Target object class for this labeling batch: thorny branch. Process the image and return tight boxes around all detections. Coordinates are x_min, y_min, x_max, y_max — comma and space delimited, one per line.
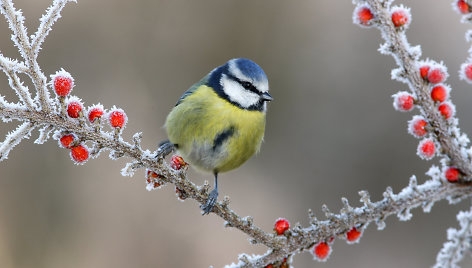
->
1, 0, 472, 267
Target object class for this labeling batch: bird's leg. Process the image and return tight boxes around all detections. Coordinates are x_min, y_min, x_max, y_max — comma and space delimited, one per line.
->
201, 173, 218, 215
156, 140, 175, 159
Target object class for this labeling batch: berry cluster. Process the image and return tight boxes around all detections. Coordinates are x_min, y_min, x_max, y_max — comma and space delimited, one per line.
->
50, 69, 190, 184
354, 3, 464, 185
272, 218, 363, 263
50, 70, 128, 164
411, 61, 459, 181
354, 4, 410, 29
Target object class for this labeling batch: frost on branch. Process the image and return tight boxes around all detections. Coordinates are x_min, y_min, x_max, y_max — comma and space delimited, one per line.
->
434, 207, 472, 268
2, 0, 472, 267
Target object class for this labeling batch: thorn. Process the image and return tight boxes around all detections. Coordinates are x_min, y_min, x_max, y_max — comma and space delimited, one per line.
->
359, 190, 374, 209
409, 175, 418, 190
244, 216, 253, 227
341, 197, 353, 214
200, 180, 210, 195
322, 204, 334, 219
383, 186, 395, 202
239, 254, 250, 264
132, 132, 143, 150
222, 196, 230, 208
308, 209, 318, 225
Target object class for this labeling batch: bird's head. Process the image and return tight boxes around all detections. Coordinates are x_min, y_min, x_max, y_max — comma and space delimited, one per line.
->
208, 58, 272, 111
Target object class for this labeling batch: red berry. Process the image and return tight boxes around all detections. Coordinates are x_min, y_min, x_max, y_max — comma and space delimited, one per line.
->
457, 0, 471, 14
408, 116, 428, 138
147, 170, 159, 178
264, 265, 273, 268
419, 65, 430, 80
346, 227, 362, 242
445, 167, 460, 182
313, 242, 331, 261
108, 109, 127, 128
52, 70, 74, 96
60, 134, 75, 149
170, 155, 187, 170
274, 218, 290, 235
355, 5, 374, 26
417, 139, 435, 160
70, 145, 89, 163
145, 170, 165, 191
67, 100, 83, 118
393, 92, 414, 112
88, 106, 104, 123
391, 8, 409, 27
431, 85, 448, 102
427, 67, 447, 84
438, 102, 454, 119
461, 63, 472, 83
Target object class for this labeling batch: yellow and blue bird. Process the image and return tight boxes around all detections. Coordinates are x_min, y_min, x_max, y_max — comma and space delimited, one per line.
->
157, 58, 272, 214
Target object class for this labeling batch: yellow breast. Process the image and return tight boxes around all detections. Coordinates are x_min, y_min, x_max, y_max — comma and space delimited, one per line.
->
165, 85, 266, 173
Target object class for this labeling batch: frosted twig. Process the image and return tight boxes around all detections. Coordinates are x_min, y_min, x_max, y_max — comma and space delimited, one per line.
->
0, 0, 32, 61
0, 0, 53, 113
0, 56, 35, 110
31, 0, 76, 56
363, 0, 472, 178
0, 53, 28, 73
433, 206, 472, 268
0, 121, 35, 160
228, 180, 472, 268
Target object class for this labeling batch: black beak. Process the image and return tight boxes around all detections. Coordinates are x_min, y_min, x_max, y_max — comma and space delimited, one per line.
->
261, 92, 273, 102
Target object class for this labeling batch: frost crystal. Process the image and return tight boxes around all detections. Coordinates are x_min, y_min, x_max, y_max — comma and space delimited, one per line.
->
121, 162, 143, 177
34, 124, 54, 144
426, 165, 441, 180
0, 122, 35, 161
434, 208, 472, 268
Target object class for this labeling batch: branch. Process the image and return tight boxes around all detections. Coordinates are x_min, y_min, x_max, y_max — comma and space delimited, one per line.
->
229, 177, 472, 267
31, 0, 76, 56
0, 54, 35, 110
0, 0, 32, 61
434, 206, 472, 268
365, 0, 472, 177
0, 0, 58, 113
0, 121, 35, 160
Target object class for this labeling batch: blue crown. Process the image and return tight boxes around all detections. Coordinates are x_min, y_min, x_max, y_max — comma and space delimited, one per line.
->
230, 58, 267, 82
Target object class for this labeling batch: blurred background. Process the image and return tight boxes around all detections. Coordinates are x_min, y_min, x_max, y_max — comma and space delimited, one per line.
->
0, 0, 471, 267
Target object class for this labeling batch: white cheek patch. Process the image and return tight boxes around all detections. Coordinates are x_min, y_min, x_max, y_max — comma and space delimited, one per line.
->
221, 75, 260, 108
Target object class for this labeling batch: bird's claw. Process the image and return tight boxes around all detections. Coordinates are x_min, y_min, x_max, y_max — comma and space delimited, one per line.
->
201, 189, 218, 215
156, 140, 175, 159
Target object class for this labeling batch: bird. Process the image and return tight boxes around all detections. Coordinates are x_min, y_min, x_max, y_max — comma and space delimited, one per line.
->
157, 58, 272, 215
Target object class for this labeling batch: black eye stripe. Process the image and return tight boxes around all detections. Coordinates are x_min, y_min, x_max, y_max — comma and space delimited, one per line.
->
227, 74, 260, 95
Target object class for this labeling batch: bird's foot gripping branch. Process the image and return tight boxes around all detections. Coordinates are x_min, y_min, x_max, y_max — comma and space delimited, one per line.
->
2, 0, 472, 267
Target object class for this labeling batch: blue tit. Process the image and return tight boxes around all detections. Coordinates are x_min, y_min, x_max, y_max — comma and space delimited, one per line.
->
157, 58, 272, 214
